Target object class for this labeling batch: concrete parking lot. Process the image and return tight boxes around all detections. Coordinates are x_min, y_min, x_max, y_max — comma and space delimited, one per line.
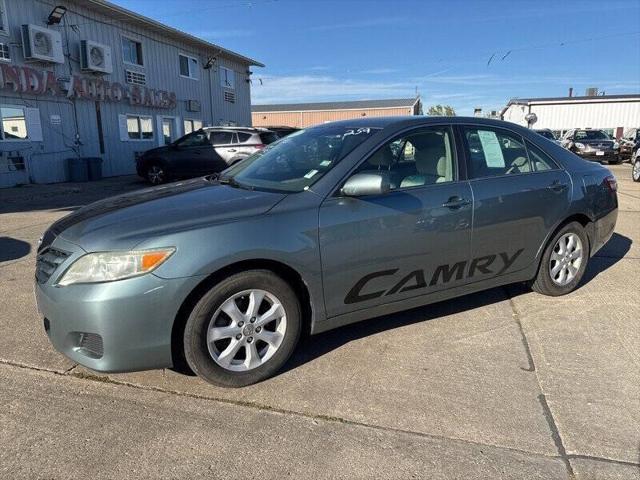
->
1, 165, 638, 479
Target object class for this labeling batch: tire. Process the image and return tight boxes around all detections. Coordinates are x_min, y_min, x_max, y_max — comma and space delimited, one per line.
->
184, 270, 301, 387
532, 222, 589, 296
608, 158, 623, 165
633, 158, 640, 182
145, 163, 167, 185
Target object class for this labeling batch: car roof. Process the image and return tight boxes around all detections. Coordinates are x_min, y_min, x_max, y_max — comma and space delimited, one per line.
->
203, 127, 270, 133
304, 116, 532, 131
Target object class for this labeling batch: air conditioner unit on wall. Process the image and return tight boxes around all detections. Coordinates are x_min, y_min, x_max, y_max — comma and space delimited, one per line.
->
21, 24, 64, 64
80, 40, 113, 74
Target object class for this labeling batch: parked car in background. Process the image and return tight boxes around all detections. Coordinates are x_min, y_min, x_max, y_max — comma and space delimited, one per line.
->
534, 129, 561, 145
136, 127, 279, 184
561, 129, 622, 164
36, 117, 618, 387
619, 127, 640, 162
264, 126, 300, 138
632, 149, 640, 182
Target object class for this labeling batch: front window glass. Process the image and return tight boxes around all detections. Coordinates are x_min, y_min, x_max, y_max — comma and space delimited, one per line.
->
224, 125, 381, 192
176, 130, 209, 147
352, 126, 455, 189
574, 130, 609, 141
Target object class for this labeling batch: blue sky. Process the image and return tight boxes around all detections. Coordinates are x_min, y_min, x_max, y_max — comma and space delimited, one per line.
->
113, 0, 640, 115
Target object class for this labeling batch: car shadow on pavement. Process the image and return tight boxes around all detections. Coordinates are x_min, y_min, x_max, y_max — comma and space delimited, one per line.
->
0, 237, 31, 262
278, 232, 632, 377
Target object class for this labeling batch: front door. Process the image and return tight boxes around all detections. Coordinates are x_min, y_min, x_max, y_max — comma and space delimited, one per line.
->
319, 126, 474, 318
460, 125, 571, 279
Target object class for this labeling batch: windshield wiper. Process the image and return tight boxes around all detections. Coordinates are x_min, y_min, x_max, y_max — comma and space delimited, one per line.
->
218, 175, 253, 190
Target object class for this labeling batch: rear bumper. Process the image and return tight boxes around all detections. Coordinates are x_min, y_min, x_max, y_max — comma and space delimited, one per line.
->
590, 207, 618, 256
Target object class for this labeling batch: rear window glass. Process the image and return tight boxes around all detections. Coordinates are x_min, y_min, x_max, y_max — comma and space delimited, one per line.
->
463, 127, 531, 178
211, 132, 233, 145
260, 132, 279, 144
237, 132, 252, 143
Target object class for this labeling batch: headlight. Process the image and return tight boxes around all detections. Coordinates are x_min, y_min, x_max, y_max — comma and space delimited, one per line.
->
613, 142, 619, 149
57, 248, 175, 286
574, 142, 586, 149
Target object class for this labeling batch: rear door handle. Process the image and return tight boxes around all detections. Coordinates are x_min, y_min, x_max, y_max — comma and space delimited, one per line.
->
228, 149, 237, 153
547, 181, 568, 192
442, 197, 471, 209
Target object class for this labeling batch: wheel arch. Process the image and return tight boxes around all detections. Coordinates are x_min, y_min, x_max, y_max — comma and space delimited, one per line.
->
531, 213, 594, 282
170, 258, 313, 372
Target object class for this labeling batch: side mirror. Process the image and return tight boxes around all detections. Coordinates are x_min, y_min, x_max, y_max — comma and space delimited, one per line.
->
341, 173, 390, 197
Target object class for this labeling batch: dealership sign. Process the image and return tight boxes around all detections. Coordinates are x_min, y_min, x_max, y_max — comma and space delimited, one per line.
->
0, 63, 177, 109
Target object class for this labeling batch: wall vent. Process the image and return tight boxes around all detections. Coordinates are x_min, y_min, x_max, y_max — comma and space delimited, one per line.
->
125, 70, 146, 86
224, 91, 235, 103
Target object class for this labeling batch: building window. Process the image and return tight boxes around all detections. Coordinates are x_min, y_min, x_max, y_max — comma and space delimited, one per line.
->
122, 36, 143, 66
184, 119, 203, 134
125, 69, 146, 86
126, 115, 153, 140
0, 42, 10, 61
220, 67, 235, 89
224, 91, 236, 103
0, 0, 9, 36
1, 106, 28, 140
179, 54, 199, 79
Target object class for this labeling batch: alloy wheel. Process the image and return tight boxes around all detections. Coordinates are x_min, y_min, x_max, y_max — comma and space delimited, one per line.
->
207, 289, 287, 372
633, 159, 640, 182
549, 233, 583, 286
147, 165, 164, 185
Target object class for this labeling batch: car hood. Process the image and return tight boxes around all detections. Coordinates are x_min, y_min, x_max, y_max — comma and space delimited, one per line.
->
45, 177, 287, 252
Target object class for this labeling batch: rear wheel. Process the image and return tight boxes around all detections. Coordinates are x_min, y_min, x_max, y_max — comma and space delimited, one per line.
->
145, 163, 167, 185
633, 158, 640, 182
184, 270, 301, 387
532, 222, 589, 296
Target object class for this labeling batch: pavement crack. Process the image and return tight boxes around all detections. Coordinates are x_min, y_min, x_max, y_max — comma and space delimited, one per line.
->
566, 454, 640, 468
503, 287, 575, 479
0, 358, 566, 465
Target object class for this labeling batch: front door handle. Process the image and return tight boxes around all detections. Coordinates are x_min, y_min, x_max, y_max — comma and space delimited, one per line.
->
228, 149, 237, 153
547, 181, 568, 192
442, 196, 471, 209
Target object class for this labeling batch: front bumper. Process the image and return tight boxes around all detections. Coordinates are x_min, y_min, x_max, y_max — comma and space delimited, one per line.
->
35, 237, 206, 373
576, 150, 620, 162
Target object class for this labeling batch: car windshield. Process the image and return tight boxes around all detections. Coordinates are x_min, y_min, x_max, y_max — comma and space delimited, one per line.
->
574, 130, 610, 140
221, 125, 381, 192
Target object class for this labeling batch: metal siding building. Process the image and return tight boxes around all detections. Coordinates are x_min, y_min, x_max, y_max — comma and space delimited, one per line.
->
252, 97, 422, 129
0, 0, 262, 187
501, 94, 640, 138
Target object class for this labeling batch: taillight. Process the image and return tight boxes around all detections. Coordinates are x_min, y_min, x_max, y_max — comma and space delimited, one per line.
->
604, 175, 617, 192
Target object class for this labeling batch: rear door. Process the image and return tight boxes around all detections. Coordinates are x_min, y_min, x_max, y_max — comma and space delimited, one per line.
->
319, 125, 474, 318
460, 124, 571, 280
211, 131, 238, 164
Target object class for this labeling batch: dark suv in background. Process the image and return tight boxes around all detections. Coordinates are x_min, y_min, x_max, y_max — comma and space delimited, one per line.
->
136, 127, 280, 184
561, 129, 621, 164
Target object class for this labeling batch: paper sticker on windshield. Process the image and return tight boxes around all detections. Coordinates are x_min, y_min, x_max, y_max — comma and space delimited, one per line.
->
477, 130, 505, 167
304, 169, 319, 179
319, 160, 332, 167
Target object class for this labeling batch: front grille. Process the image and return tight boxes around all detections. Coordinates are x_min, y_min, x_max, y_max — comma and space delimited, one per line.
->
77, 333, 104, 359
35, 248, 70, 284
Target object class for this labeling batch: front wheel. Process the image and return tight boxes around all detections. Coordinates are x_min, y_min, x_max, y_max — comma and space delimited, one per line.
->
184, 270, 301, 387
532, 222, 589, 296
145, 163, 167, 185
